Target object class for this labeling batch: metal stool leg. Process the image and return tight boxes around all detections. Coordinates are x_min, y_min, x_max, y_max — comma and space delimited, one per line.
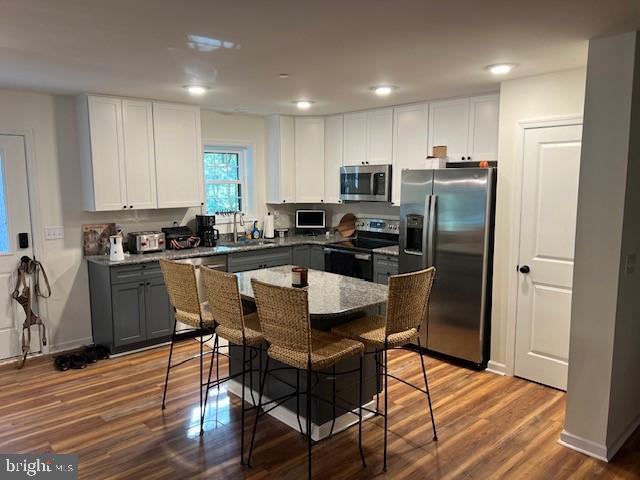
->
199, 327, 204, 434
201, 333, 217, 435
375, 349, 380, 414
329, 365, 337, 437
306, 361, 312, 480
161, 318, 177, 410
240, 344, 247, 464
358, 355, 366, 467
247, 356, 270, 467
296, 369, 304, 434
383, 343, 388, 472
417, 337, 437, 441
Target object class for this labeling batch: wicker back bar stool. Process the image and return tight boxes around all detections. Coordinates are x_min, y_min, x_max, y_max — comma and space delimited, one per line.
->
199, 266, 264, 464
331, 266, 437, 472
247, 279, 367, 479
159, 259, 216, 435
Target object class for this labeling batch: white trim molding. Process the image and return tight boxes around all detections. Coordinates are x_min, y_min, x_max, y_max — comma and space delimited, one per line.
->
486, 360, 506, 376
559, 430, 608, 462
503, 115, 583, 376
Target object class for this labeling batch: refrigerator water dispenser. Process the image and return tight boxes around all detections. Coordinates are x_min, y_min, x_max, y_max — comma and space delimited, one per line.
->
404, 214, 424, 254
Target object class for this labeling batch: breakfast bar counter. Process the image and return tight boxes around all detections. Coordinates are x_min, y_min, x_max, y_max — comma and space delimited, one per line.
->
227, 266, 387, 440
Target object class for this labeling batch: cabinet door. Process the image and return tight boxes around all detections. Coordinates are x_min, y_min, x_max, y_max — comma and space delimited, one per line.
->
112, 282, 146, 346
122, 99, 157, 210
324, 115, 343, 204
366, 108, 393, 165
468, 94, 499, 162
267, 115, 296, 204
153, 102, 203, 208
292, 245, 311, 267
343, 112, 367, 166
144, 276, 174, 339
87, 96, 127, 211
309, 246, 326, 271
428, 98, 470, 162
392, 103, 429, 205
294, 117, 325, 203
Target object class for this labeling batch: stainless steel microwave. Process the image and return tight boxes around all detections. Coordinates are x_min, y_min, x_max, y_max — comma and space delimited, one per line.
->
340, 164, 392, 202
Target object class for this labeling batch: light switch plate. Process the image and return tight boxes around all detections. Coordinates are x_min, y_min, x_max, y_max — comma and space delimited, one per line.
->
44, 226, 64, 240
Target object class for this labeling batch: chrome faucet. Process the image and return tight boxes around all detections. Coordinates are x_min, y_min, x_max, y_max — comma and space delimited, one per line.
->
233, 211, 244, 242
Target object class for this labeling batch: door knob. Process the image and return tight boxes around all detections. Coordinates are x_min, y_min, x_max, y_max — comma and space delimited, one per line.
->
519, 265, 530, 274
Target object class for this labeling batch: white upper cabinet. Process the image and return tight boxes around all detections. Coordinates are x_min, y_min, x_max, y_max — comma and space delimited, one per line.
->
343, 112, 367, 166
122, 100, 157, 210
392, 103, 429, 205
324, 114, 344, 204
428, 97, 470, 162
77, 95, 127, 211
153, 102, 203, 208
468, 94, 499, 161
294, 117, 325, 203
266, 115, 296, 204
366, 107, 393, 165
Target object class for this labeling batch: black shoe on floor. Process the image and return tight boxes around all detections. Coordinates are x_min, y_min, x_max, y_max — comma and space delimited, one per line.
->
54, 355, 71, 371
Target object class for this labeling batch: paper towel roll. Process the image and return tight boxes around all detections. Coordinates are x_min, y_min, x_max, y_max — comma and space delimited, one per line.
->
263, 212, 275, 238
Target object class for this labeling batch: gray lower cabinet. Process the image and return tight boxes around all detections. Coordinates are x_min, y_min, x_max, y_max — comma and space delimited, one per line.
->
373, 254, 398, 285
227, 247, 293, 273
89, 261, 175, 353
291, 245, 325, 270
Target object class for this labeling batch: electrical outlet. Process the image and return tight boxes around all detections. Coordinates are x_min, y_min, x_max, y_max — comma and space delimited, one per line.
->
625, 253, 637, 275
44, 226, 64, 240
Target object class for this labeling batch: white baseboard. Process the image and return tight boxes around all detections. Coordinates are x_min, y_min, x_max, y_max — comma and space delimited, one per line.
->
228, 379, 376, 442
46, 336, 94, 355
486, 360, 507, 376
559, 430, 608, 461
605, 410, 640, 460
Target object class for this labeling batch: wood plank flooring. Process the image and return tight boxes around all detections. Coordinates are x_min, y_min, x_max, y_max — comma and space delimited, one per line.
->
0, 341, 638, 479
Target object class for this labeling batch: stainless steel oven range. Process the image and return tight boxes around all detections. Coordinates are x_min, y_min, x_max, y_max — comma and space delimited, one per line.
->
324, 218, 399, 281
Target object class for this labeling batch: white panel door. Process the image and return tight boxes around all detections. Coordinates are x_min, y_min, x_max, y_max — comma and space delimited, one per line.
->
122, 100, 157, 210
514, 124, 582, 390
343, 112, 367, 166
468, 94, 499, 162
0, 135, 35, 360
392, 103, 429, 205
428, 97, 470, 162
294, 117, 325, 203
279, 116, 296, 203
88, 96, 127, 210
324, 114, 343, 204
153, 102, 203, 208
366, 107, 393, 165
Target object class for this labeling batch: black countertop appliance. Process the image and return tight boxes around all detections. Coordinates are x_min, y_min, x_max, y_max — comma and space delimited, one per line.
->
196, 214, 219, 247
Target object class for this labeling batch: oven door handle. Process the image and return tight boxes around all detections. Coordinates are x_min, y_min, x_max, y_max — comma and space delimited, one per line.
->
323, 247, 371, 262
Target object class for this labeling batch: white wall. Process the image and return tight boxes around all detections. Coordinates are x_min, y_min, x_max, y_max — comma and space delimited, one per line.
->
0, 90, 266, 353
562, 31, 640, 461
489, 68, 586, 372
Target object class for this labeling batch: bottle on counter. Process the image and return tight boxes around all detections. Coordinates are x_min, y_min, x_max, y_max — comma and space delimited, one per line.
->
251, 220, 261, 239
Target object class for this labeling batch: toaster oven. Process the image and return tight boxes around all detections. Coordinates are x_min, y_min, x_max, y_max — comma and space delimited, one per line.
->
127, 231, 165, 254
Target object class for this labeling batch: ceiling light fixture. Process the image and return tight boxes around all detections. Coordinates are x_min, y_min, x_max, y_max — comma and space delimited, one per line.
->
295, 100, 313, 110
279, 73, 289, 78
184, 85, 209, 96
370, 85, 397, 96
487, 64, 515, 75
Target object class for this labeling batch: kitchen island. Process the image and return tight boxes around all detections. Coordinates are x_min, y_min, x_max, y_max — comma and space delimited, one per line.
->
227, 266, 387, 440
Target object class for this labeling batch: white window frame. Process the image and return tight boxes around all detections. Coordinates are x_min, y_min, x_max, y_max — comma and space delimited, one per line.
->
203, 146, 248, 217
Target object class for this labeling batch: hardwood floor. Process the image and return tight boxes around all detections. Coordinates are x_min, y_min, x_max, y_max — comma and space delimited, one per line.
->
1, 341, 638, 479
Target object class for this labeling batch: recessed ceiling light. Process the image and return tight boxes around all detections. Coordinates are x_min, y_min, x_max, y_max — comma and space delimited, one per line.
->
370, 85, 397, 96
294, 100, 313, 110
279, 73, 289, 78
184, 85, 209, 96
487, 64, 515, 75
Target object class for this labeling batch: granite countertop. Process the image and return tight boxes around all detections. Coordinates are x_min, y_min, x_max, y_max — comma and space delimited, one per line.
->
235, 265, 388, 317
85, 234, 341, 267
373, 245, 399, 257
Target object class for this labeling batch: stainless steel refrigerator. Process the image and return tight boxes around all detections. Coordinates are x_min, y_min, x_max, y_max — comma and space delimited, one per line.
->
399, 168, 496, 368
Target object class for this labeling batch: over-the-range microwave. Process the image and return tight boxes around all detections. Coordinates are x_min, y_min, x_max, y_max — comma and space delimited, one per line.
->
340, 164, 392, 202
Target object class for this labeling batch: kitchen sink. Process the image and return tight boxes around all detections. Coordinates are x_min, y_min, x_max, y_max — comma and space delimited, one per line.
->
218, 239, 277, 248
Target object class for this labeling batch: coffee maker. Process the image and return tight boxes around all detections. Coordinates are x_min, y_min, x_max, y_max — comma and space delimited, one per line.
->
196, 215, 219, 247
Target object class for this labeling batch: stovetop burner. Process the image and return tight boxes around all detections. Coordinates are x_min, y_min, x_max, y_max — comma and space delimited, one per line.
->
330, 237, 397, 252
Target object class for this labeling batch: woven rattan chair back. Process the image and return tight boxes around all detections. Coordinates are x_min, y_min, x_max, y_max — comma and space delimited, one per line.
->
201, 266, 245, 332
159, 259, 201, 316
386, 267, 436, 336
251, 278, 311, 355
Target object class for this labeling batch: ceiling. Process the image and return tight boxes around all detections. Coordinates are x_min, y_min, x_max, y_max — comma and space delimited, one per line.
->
1, 0, 639, 115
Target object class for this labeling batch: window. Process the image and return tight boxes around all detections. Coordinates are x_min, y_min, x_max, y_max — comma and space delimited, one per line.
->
203, 148, 246, 214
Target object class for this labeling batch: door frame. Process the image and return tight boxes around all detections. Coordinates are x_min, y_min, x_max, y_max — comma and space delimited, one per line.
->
0, 128, 48, 355
504, 115, 583, 376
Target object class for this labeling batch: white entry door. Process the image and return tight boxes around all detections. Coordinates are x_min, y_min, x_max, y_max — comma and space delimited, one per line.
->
514, 124, 582, 390
0, 135, 35, 360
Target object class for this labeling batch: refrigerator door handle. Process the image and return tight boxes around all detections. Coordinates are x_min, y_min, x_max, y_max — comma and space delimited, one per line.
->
421, 194, 431, 265
427, 194, 437, 266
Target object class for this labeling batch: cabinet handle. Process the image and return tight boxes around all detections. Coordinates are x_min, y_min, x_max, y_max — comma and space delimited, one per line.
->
129, 205, 133, 209
123, 205, 127, 209
139, 282, 144, 286
146, 282, 150, 286
201, 202, 204, 206
468, 156, 472, 161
